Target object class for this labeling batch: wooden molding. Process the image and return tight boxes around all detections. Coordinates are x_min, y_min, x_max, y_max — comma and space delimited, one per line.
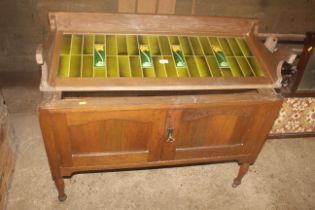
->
268, 132, 315, 139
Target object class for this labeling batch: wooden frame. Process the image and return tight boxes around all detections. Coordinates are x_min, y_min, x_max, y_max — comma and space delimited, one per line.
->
38, 12, 285, 92
39, 90, 282, 201
268, 132, 315, 139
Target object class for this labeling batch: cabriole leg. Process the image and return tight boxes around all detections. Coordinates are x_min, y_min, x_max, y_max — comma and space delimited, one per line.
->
54, 178, 67, 201
232, 163, 250, 188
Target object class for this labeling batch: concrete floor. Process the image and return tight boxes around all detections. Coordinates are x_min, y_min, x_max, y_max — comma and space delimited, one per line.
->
2, 72, 315, 210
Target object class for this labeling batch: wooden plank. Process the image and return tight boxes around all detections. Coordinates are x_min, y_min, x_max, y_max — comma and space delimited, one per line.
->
247, 28, 285, 88
137, 0, 157, 14
39, 109, 69, 180
48, 76, 273, 91
118, 0, 137, 13
51, 113, 73, 166
258, 32, 305, 41
60, 154, 250, 176
157, 0, 176, 14
50, 12, 257, 36
246, 100, 283, 161
175, 145, 243, 159
48, 32, 63, 86
72, 152, 149, 166
40, 92, 279, 115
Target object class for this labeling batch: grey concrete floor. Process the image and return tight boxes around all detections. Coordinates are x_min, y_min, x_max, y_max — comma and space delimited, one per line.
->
2, 72, 315, 210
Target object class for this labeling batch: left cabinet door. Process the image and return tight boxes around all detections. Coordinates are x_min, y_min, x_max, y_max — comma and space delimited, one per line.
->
39, 107, 166, 169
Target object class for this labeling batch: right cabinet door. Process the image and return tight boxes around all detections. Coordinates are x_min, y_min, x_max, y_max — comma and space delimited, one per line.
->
161, 102, 276, 161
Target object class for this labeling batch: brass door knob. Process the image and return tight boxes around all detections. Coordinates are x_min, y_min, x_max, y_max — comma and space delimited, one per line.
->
166, 128, 175, 143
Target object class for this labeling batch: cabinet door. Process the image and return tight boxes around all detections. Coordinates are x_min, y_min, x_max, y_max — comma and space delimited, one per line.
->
40, 108, 165, 167
160, 103, 271, 161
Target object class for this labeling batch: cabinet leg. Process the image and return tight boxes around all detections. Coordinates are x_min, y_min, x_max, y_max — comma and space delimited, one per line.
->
232, 163, 250, 188
54, 178, 67, 201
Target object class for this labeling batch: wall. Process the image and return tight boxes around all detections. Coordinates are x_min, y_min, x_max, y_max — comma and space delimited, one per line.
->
0, 0, 314, 72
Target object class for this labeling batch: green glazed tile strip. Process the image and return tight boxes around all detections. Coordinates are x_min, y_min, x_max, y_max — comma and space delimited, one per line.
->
236, 38, 252, 56
206, 56, 222, 77
127, 35, 139, 55
71, 35, 83, 55
227, 38, 243, 56
60, 35, 72, 55
82, 55, 93, 77
69, 55, 81, 77
143, 68, 156, 77
106, 35, 117, 55
218, 38, 233, 56
199, 37, 213, 55
189, 37, 203, 55
58, 55, 70, 77
179, 37, 193, 56
118, 56, 132, 77
186, 56, 200, 77
163, 55, 178, 77
153, 56, 167, 77
247, 57, 264, 76
194, 56, 211, 77
236, 57, 254, 77
129, 56, 143, 77
159, 36, 172, 55
107, 56, 119, 77
83, 35, 94, 54
226, 57, 243, 77
148, 36, 161, 55
117, 35, 128, 55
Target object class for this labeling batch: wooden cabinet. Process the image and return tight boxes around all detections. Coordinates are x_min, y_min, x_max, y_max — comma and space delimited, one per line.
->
39, 91, 282, 201
36, 12, 285, 201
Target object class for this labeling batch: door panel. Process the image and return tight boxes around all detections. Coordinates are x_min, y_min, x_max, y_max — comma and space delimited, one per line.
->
177, 108, 252, 148
48, 109, 165, 166
163, 104, 261, 160
69, 119, 151, 154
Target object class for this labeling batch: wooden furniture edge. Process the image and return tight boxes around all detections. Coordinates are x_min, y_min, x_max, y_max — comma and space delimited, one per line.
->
247, 25, 282, 88
246, 98, 283, 162
39, 90, 280, 110
50, 77, 272, 90
59, 154, 251, 177
47, 32, 63, 86
268, 132, 315, 139
48, 12, 258, 35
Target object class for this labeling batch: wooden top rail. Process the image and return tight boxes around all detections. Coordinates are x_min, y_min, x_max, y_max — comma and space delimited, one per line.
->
48, 12, 258, 37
